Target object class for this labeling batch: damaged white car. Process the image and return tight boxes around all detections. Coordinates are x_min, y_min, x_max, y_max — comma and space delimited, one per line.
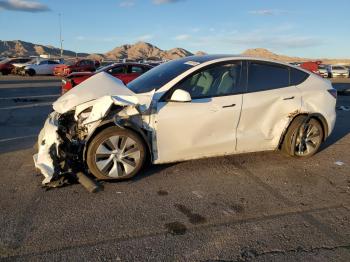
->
34, 55, 337, 185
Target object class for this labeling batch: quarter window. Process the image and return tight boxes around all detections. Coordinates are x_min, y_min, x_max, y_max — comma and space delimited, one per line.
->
175, 62, 242, 99
290, 68, 308, 85
248, 62, 289, 92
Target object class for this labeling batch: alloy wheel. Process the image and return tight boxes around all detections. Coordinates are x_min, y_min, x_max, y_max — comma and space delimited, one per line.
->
294, 121, 322, 156
94, 135, 141, 178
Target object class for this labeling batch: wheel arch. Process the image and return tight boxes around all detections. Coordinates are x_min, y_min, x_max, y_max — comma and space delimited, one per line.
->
82, 117, 152, 163
278, 112, 329, 149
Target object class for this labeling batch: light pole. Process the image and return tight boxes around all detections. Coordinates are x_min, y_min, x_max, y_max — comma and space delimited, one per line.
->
59, 13, 63, 57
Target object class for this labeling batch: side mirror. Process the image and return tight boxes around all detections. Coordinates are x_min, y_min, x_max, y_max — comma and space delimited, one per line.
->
170, 89, 191, 102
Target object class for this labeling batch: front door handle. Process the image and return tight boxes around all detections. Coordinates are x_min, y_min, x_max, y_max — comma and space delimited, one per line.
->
222, 104, 236, 108
283, 96, 295, 100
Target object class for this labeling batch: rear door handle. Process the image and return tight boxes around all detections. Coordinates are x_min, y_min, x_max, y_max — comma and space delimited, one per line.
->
222, 104, 236, 108
283, 96, 295, 100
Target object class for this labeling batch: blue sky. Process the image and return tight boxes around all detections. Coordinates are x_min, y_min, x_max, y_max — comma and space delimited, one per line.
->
0, 0, 349, 58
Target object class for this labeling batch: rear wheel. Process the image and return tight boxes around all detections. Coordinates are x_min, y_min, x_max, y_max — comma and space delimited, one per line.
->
86, 126, 146, 180
282, 116, 324, 157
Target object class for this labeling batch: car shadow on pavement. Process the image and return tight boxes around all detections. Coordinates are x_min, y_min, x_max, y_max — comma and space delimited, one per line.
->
104, 162, 177, 185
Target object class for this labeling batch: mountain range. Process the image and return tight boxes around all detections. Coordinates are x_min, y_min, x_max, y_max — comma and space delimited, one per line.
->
1, 40, 349, 64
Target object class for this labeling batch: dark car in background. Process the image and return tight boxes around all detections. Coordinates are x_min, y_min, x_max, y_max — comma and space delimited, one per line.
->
61, 62, 153, 94
54, 59, 96, 76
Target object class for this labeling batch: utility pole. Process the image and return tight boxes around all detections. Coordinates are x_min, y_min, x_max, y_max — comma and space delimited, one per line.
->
59, 13, 63, 58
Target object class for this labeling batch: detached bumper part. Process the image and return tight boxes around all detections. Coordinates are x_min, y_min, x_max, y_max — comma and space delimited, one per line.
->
33, 112, 61, 184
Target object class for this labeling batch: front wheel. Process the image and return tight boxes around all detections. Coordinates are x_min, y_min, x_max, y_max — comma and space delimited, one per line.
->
86, 126, 146, 180
282, 117, 324, 157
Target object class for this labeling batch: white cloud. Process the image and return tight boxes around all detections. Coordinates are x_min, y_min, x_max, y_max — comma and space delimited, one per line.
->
119, 0, 135, 7
75, 36, 86, 41
249, 9, 288, 16
191, 27, 200, 33
174, 34, 191, 41
0, 0, 49, 12
153, 0, 184, 4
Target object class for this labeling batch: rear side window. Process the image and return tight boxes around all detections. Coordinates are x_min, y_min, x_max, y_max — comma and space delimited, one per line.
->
290, 68, 309, 85
248, 62, 289, 92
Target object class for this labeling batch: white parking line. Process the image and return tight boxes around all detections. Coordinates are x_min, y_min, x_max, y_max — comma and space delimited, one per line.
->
0, 135, 37, 143
0, 102, 52, 110
0, 94, 59, 100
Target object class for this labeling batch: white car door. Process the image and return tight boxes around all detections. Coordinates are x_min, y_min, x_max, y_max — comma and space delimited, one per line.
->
35, 61, 47, 75
236, 61, 303, 153
154, 61, 244, 164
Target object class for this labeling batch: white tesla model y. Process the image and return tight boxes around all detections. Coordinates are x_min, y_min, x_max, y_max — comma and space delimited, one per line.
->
34, 55, 337, 184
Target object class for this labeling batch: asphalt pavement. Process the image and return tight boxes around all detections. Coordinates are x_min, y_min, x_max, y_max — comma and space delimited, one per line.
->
0, 76, 349, 261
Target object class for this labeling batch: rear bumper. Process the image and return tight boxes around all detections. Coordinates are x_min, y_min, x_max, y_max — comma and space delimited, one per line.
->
326, 109, 337, 138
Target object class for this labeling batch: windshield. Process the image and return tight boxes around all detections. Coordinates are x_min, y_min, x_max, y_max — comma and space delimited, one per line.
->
127, 59, 194, 94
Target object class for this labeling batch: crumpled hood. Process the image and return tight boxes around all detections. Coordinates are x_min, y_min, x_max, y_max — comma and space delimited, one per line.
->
53, 72, 136, 114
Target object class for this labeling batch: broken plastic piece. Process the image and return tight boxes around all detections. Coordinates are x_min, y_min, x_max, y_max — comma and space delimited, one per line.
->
77, 172, 100, 193
334, 161, 345, 166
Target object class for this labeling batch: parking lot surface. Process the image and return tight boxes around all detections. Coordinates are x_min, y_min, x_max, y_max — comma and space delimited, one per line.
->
0, 76, 349, 261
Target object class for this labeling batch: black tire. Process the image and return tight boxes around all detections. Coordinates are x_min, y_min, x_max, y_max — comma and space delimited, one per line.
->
282, 116, 324, 157
86, 126, 146, 180
27, 69, 36, 76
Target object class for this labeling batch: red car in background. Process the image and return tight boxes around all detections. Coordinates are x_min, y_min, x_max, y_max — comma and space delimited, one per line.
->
0, 57, 32, 75
54, 59, 97, 76
61, 62, 153, 94
300, 61, 322, 75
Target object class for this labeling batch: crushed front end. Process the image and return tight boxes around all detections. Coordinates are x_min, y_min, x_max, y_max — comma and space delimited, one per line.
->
33, 110, 89, 186
33, 72, 152, 187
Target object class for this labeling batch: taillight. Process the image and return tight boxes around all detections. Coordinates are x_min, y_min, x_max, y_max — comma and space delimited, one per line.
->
328, 89, 337, 99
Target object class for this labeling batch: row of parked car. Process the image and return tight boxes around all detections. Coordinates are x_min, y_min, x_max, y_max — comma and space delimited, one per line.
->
0, 57, 158, 94
291, 61, 350, 78
0, 57, 101, 76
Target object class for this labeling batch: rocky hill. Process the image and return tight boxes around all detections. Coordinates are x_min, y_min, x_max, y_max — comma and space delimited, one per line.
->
0, 40, 89, 58
243, 48, 350, 64
104, 41, 193, 60
1, 40, 349, 64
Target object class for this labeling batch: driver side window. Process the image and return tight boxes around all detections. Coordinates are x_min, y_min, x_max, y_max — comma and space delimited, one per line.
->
176, 62, 242, 99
